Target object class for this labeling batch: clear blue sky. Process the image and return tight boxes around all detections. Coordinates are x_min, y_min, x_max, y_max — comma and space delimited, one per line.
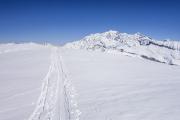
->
0, 0, 180, 44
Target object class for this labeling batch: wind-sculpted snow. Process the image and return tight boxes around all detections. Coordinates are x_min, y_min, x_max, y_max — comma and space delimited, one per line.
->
28, 47, 81, 120
64, 30, 180, 65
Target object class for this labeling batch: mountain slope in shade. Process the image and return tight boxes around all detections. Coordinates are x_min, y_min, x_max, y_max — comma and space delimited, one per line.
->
64, 30, 180, 65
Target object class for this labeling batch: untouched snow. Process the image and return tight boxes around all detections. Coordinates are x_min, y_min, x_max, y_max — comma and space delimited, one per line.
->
1, 38, 180, 120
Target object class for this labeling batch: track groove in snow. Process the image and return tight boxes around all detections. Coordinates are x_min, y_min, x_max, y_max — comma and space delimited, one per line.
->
28, 47, 81, 120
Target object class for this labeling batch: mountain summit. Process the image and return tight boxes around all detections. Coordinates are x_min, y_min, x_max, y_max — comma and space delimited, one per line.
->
65, 30, 152, 49
64, 30, 180, 65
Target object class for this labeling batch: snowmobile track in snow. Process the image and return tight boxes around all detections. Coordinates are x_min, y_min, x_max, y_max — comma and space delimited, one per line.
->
28, 47, 81, 120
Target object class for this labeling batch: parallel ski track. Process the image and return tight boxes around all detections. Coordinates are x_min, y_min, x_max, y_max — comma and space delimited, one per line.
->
28, 47, 81, 120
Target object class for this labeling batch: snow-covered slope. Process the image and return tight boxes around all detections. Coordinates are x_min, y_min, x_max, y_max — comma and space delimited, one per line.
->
64, 30, 180, 65
0, 43, 51, 120
0, 43, 81, 120
0, 43, 43, 54
61, 48, 180, 120
1, 43, 180, 120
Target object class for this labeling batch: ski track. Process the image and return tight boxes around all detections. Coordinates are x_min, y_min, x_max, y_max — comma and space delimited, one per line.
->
28, 47, 81, 120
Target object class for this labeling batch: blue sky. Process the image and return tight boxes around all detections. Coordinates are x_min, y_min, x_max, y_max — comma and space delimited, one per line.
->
0, 0, 180, 44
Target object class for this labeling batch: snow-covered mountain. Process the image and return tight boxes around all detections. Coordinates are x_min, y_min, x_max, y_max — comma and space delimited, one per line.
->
64, 30, 180, 65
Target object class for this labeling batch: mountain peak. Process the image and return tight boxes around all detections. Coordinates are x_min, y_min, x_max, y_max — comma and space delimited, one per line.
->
64, 30, 154, 51
103, 30, 119, 34
64, 30, 180, 65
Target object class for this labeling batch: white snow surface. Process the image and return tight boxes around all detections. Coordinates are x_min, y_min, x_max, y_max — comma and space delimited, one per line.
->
0, 43, 80, 120
64, 30, 180, 65
0, 43, 51, 120
1, 39, 180, 120
61, 48, 180, 120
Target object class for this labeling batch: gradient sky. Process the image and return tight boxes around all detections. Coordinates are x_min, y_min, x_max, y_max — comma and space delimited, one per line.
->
0, 0, 180, 44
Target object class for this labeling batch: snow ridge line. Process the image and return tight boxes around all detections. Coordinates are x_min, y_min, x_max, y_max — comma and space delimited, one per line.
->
28, 47, 81, 120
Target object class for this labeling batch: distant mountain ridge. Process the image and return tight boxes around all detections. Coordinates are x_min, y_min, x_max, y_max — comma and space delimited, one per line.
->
65, 30, 180, 50
64, 30, 180, 65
